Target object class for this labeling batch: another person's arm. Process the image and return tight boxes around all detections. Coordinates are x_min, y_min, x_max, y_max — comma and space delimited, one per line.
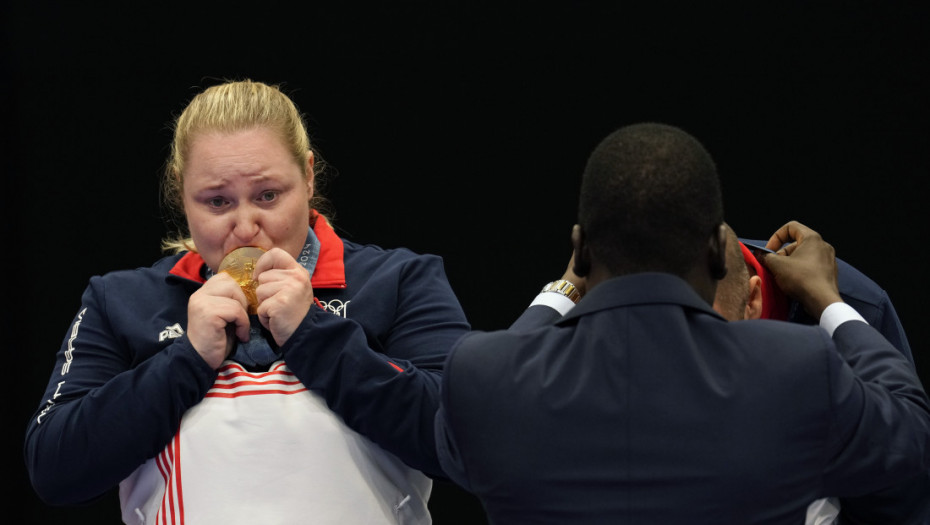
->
763, 221, 930, 505
510, 253, 586, 331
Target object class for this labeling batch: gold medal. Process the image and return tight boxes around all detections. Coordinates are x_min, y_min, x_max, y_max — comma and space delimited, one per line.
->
218, 247, 266, 314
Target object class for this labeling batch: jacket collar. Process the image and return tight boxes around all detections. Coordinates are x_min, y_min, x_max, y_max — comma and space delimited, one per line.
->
558, 272, 722, 325
168, 210, 347, 289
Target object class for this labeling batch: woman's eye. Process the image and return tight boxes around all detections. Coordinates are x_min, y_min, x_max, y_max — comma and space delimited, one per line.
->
207, 197, 227, 208
259, 191, 277, 202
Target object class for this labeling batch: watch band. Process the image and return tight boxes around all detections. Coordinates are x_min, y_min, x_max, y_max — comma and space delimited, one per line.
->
540, 280, 581, 304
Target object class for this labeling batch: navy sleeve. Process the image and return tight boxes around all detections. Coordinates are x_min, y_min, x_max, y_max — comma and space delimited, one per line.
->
23, 277, 217, 506
868, 290, 913, 364
433, 331, 481, 491
508, 304, 564, 332
827, 318, 928, 524
822, 321, 930, 499
821, 259, 924, 521
281, 254, 469, 478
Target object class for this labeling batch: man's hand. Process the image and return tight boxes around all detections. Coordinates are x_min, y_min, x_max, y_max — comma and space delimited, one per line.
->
762, 221, 842, 319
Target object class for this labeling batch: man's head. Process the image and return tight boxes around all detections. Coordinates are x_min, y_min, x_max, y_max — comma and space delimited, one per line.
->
712, 225, 791, 322
713, 224, 764, 321
572, 123, 726, 300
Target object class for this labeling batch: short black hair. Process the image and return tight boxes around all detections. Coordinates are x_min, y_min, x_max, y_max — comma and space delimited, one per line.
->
578, 123, 724, 276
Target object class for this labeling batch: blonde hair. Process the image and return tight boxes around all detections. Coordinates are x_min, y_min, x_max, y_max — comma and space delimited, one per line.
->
161, 79, 328, 253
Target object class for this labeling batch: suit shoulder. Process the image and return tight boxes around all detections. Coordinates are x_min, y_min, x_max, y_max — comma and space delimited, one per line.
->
720, 319, 833, 361
836, 257, 889, 307
447, 329, 544, 376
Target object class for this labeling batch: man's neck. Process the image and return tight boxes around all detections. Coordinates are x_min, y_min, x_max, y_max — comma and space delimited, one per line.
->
587, 262, 717, 306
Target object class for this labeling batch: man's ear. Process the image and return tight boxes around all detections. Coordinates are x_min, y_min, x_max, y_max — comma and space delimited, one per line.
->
744, 275, 763, 320
708, 224, 728, 281
571, 224, 591, 277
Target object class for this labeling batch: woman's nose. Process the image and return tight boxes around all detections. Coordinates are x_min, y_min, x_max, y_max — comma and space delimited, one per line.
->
232, 207, 260, 242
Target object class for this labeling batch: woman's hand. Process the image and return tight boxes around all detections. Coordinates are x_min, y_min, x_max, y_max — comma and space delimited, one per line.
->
187, 272, 251, 369
253, 248, 315, 346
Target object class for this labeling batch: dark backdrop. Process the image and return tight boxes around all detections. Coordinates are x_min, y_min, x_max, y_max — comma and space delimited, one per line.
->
4, 3, 927, 523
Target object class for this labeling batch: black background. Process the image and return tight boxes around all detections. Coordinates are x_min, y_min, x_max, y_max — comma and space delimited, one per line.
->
4, 3, 928, 523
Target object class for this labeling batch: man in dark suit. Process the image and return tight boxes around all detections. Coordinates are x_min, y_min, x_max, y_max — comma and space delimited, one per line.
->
717, 224, 929, 524
434, 123, 930, 524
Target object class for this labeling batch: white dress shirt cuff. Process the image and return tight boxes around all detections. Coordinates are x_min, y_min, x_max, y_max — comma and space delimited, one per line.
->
529, 292, 577, 316
819, 302, 867, 337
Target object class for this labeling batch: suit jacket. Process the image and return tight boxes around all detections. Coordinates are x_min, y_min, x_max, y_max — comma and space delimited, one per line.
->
435, 273, 930, 525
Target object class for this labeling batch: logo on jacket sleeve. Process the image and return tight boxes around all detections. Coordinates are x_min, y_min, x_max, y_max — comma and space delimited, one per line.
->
159, 323, 185, 342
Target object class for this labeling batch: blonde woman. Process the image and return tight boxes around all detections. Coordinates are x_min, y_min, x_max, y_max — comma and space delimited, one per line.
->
25, 80, 469, 524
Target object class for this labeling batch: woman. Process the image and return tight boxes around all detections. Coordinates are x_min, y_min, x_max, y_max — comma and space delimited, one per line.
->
25, 80, 470, 524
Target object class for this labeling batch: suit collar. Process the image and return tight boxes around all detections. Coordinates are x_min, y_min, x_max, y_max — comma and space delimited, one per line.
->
559, 272, 721, 324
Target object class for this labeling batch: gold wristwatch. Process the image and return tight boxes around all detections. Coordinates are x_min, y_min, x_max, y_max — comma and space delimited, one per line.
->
540, 280, 581, 303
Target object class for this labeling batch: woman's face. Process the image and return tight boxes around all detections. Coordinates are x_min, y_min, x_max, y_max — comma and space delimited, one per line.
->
182, 127, 313, 272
